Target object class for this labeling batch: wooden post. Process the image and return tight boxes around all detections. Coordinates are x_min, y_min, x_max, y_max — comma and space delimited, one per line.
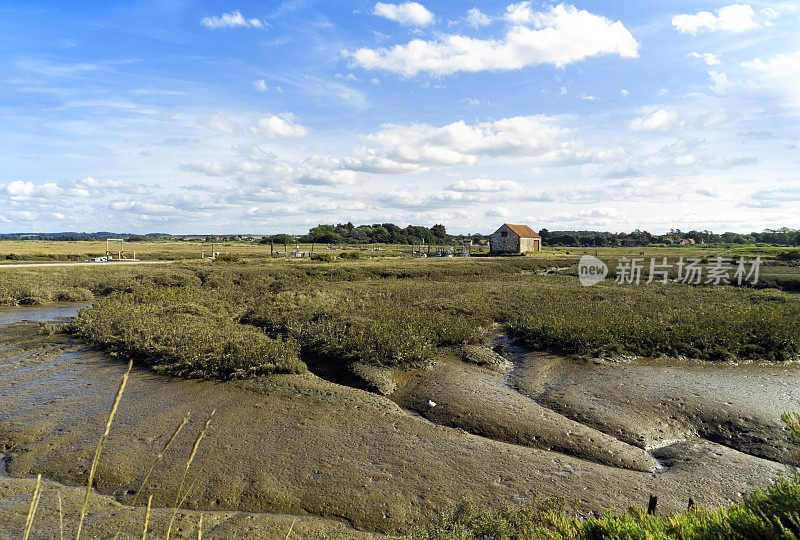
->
647, 495, 657, 515
270, 242, 274, 256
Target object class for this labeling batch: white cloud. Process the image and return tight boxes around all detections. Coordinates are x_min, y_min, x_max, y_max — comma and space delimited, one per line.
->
466, 8, 491, 28
254, 80, 269, 92
698, 108, 730, 127
204, 114, 238, 134
448, 179, 521, 192
343, 115, 599, 173
486, 206, 513, 218
742, 51, 800, 108
688, 52, 720, 66
672, 4, 758, 34
201, 10, 263, 29
373, 2, 434, 27
620, 89, 630, 97
349, 4, 639, 76
251, 114, 309, 138
3, 177, 147, 202
709, 70, 735, 94
743, 51, 800, 77
109, 200, 176, 216
628, 108, 683, 132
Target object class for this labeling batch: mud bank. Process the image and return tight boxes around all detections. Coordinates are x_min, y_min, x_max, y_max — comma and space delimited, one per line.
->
0, 304, 794, 536
506, 348, 800, 465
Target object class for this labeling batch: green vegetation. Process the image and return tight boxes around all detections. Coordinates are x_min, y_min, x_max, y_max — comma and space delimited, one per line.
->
68, 288, 302, 379
413, 477, 800, 539
0, 258, 792, 382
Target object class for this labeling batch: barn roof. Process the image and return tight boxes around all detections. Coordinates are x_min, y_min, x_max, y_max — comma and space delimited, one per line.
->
503, 224, 541, 238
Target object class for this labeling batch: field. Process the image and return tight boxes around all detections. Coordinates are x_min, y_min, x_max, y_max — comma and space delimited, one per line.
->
0, 239, 485, 263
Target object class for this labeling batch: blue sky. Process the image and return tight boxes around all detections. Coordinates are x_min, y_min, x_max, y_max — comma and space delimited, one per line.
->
1, 1, 798, 234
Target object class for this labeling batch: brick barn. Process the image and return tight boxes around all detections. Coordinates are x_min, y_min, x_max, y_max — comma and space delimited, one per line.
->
489, 224, 542, 254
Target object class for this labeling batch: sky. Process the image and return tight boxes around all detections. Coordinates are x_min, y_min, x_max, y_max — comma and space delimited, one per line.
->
1, 1, 798, 235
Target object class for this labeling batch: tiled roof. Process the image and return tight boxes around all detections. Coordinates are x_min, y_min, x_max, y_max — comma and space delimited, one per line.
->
503, 224, 540, 238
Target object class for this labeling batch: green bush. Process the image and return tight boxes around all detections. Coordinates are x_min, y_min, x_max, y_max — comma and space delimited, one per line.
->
214, 253, 240, 262
310, 253, 334, 262
338, 251, 361, 260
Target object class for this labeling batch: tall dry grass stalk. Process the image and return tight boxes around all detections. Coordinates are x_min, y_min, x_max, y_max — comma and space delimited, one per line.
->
22, 473, 42, 540
285, 518, 296, 540
197, 513, 203, 540
142, 494, 153, 540
113, 412, 191, 539
76, 360, 132, 540
165, 409, 215, 540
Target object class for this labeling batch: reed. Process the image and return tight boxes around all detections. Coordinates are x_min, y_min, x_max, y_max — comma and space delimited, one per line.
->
76, 360, 132, 540
22, 473, 42, 540
142, 494, 152, 540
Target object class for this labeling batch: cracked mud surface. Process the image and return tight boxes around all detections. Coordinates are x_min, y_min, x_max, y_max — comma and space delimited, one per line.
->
0, 304, 796, 536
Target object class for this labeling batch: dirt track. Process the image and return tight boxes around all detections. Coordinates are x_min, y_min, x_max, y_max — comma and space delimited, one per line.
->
0, 260, 176, 269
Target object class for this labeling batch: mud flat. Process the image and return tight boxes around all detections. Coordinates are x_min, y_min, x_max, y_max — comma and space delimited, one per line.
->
0, 304, 795, 536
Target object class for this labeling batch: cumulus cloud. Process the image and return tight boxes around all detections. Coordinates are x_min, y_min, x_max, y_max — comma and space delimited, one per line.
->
254, 80, 269, 92
672, 4, 758, 34
349, 4, 638, 76
109, 200, 176, 216
251, 114, 309, 138
201, 10, 263, 29
742, 51, 800, 108
448, 178, 522, 192
743, 51, 800, 77
466, 7, 491, 28
688, 52, 720, 65
628, 108, 684, 132
377, 188, 485, 209
373, 2, 434, 27
486, 206, 513, 218
709, 70, 736, 94
3, 177, 148, 202
342, 115, 606, 173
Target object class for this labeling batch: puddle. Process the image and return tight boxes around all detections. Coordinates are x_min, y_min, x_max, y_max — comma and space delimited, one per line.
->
0, 302, 91, 325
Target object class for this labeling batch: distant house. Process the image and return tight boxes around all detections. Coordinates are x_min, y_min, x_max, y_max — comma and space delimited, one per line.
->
680, 238, 696, 245
490, 224, 542, 254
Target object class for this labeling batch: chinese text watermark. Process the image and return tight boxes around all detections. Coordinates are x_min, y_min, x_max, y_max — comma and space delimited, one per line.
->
579, 256, 761, 287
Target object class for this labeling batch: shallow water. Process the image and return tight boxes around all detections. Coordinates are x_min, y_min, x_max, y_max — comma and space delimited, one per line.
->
0, 302, 90, 325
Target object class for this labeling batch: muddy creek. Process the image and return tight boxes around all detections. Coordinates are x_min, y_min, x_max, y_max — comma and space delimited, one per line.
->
0, 303, 797, 537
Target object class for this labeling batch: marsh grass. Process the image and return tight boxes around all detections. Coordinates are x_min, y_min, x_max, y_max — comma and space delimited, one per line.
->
22, 473, 42, 540
413, 477, 800, 539
51, 259, 800, 381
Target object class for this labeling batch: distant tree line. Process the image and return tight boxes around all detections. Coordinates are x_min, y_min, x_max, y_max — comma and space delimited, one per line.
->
539, 227, 800, 247
260, 222, 487, 245
3, 226, 799, 247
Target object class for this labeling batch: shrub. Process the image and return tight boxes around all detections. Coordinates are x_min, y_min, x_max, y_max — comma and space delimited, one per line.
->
310, 253, 333, 262
777, 250, 800, 262
338, 251, 361, 260
214, 253, 240, 262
